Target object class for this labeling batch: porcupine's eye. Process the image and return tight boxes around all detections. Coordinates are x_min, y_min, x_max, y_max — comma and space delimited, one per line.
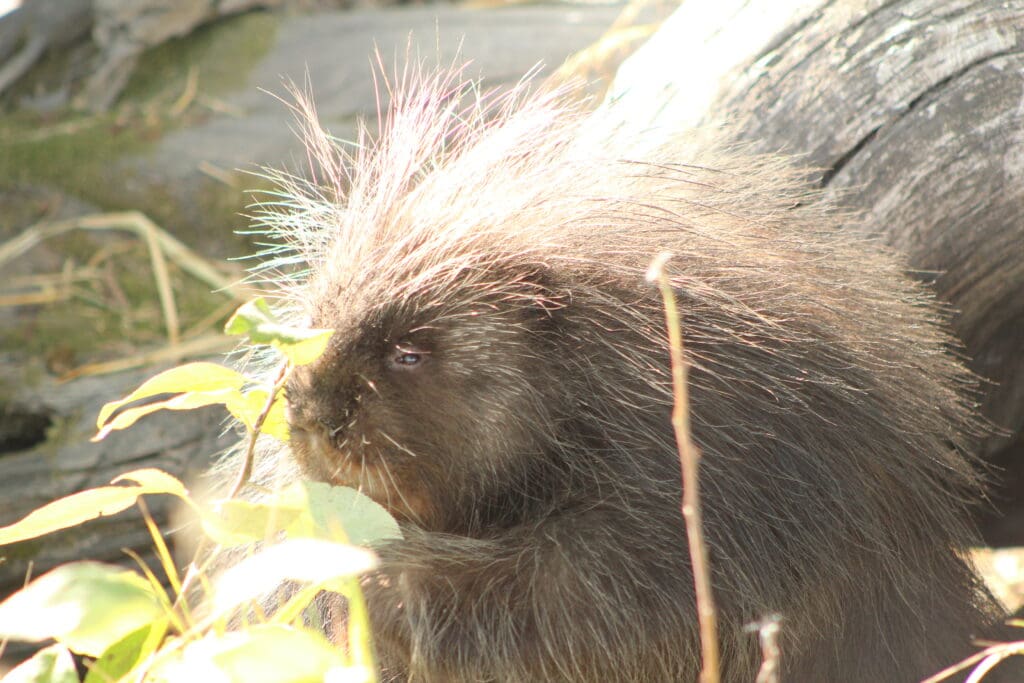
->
388, 343, 428, 371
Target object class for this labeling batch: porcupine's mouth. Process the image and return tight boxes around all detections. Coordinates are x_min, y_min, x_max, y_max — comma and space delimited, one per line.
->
288, 423, 434, 524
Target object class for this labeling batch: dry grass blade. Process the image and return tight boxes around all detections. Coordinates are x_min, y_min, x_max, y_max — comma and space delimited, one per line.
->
0, 211, 253, 376
0, 211, 248, 302
170, 66, 200, 117
138, 213, 180, 345
57, 333, 235, 382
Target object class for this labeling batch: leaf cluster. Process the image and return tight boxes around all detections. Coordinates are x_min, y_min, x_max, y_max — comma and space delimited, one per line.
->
0, 299, 393, 683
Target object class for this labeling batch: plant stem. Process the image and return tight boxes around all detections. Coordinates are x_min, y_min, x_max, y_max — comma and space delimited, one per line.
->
647, 252, 720, 683
229, 360, 290, 499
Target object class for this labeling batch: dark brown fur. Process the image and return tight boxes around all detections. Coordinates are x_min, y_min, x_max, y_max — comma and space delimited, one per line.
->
246, 67, 1007, 682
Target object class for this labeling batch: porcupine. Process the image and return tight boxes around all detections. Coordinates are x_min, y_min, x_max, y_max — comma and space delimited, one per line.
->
241, 66, 1008, 682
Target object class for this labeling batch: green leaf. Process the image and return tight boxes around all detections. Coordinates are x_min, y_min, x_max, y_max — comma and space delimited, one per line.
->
212, 539, 376, 614
95, 362, 248, 429
0, 469, 190, 545
2, 645, 79, 683
260, 394, 290, 441
225, 298, 333, 366
111, 468, 190, 500
223, 297, 276, 337
149, 624, 365, 683
200, 498, 303, 547
341, 577, 376, 674
285, 481, 402, 547
94, 387, 243, 441
225, 389, 289, 442
0, 488, 140, 545
200, 480, 399, 551
0, 562, 164, 657
83, 619, 169, 683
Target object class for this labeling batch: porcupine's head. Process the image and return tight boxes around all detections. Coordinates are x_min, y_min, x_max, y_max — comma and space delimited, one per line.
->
250, 70, 665, 533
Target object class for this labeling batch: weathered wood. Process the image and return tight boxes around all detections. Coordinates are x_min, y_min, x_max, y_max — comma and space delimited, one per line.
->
0, 360, 231, 668
0, 360, 234, 594
611, 0, 1024, 457
0, 0, 92, 96
83, 0, 287, 111
137, 3, 627, 190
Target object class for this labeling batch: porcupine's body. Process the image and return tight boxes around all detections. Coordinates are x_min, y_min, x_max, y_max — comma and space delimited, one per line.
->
246, 68, 1006, 682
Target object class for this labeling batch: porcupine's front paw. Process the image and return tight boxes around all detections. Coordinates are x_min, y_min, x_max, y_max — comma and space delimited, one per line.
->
322, 569, 412, 680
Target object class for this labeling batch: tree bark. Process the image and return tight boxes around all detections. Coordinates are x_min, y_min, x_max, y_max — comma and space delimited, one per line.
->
611, 0, 1024, 457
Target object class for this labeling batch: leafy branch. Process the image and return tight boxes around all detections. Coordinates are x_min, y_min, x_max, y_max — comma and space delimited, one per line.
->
0, 298, 394, 683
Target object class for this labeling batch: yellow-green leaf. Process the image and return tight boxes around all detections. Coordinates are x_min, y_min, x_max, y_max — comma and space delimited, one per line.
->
83, 619, 169, 683
96, 362, 247, 429
201, 481, 400, 551
225, 298, 333, 366
149, 625, 358, 683
226, 389, 289, 442
225, 389, 265, 429
261, 394, 290, 440
111, 468, 189, 500
94, 387, 243, 441
0, 488, 140, 545
277, 330, 333, 366
2, 644, 78, 683
0, 562, 164, 657
0, 469, 189, 545
213, 540, 376, 615
282, 481, 401, 547
200, 499, 303, 547
224, 298, 278, 337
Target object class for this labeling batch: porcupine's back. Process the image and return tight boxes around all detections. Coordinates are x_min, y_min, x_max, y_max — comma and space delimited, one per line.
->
247, 68, 1004, 681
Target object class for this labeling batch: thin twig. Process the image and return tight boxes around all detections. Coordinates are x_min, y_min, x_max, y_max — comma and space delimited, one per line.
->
921, 640, 1024, 683
175, 358, 294, 607
228, 360, 290, 499
747, 615, 782, 683
647, 252, 720, 683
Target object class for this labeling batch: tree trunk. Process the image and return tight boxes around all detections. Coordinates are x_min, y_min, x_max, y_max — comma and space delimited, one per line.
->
611, 0, 1024, 458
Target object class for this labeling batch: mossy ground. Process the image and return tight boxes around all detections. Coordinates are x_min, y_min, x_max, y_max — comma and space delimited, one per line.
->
0, 11, 279, 364
0, 241, 231, 364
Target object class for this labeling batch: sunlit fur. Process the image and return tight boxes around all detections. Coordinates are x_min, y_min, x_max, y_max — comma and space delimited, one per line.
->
237, 64, 1004, 682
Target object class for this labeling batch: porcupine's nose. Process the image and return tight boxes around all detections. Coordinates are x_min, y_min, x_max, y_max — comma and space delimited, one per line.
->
285, 362, 359, 443
284, 400, 344, 483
